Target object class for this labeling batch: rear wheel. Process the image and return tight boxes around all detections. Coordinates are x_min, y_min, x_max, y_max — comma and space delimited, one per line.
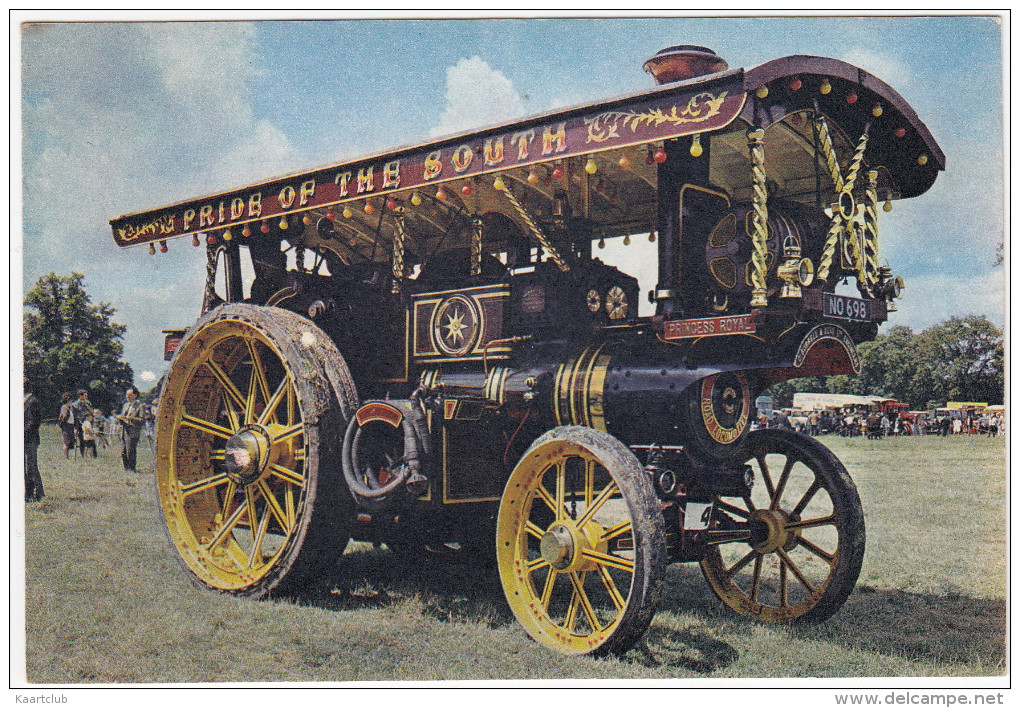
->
497, 426, 666, 655
155, 304, 357, 597
700, 428, 865, 622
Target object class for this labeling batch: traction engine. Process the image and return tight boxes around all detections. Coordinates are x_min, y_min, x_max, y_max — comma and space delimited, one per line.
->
113, 45, 943, 655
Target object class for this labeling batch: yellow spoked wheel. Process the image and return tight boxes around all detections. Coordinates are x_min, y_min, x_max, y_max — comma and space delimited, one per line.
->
701, 428, 865, 622
156, 304, 357, 597
497, 426, 666, 655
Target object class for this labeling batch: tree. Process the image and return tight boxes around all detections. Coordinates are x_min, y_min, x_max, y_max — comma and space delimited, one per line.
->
23, 272, 134, 416
915, 316, 1004, 405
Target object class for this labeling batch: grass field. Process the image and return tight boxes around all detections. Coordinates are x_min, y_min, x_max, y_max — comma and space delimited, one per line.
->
21, 425, 1006, 683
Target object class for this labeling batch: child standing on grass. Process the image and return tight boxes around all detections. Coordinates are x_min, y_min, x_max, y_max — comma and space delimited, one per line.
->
93, 408, 109, 448
81, 414, 98, 458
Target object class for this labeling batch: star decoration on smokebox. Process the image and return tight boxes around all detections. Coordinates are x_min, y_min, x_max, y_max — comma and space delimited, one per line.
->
443, 307, 468, 345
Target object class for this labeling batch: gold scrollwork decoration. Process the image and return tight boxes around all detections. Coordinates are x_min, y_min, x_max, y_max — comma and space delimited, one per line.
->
116, 213, 176, 243
585, 92, 728, 144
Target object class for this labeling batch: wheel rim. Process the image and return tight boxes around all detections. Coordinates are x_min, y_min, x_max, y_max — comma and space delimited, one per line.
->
701, 431, 862, 622
156, 317, 314, 592
497, 434, 658, 654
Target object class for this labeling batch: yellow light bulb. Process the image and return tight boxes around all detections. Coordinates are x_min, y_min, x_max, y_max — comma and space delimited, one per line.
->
598, 238, 606, 249
820, 79, 832, 95
918, 154, 929, 166
148, 243, 156, 255
883, 199, 893, 212
623, 234, 631, 246
222, 229, 232, 241
755, 85, 769, 99
342, 206, 353, 218
279, 217, 288, 230
618, 153, 631, 169
584, 157, 597, 174
690, 134, 703, 158
872, 104, 883, 117
410, 193, 422, 206
493, 176, 505, 191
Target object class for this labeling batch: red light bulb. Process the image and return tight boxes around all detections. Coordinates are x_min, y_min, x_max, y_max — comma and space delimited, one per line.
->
386, 197, 398, 210
260, 222, 270, 234
551, 164, 565, 180
461, 182, 473, 196
206, 233, 217, 245
653, 146, 668, 163
846, 92, 858, 104
894, 127, 906, 138
789, 77, 802, 91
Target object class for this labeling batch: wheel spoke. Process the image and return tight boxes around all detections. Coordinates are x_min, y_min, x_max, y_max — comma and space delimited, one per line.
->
180, 472, 230, 497
248, 508, 271, 568
539, 568, 557, 610
757, 454, 775, 500
595, 563, 627, 612
715, 498, 750, 519
271, 423, 304, 446
527, 556, 551, 574
554, 460, 566, 519
210, 448, 226, 462
600, 520, 632, 543
778, 559, 789, 607
180, 413, 235, 440
777, 547, 816, 594
785, 514, 836, 531
576, 480, 619, 528
797, 535, 836, 564
221, 394, 241, 432
257, 479, 291, 533
245, 340, 273, 405
749, 555, 763, 604
567, 572, 600, 633
525, 520, 545, 540
203, 358, 247, 411
725, 548, 758, 580
580, 548, 634, 572
258, 374, 291, 427
791, 479, 822, 518
206, 499, 248, 550
220, 480, 237, 520
534, 484, 566, 520
268, 462, 304, 487
244, 487, 259, 543
769, 457, 794, 511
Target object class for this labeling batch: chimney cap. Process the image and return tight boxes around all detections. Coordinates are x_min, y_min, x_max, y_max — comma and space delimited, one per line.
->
644, 45, 728, 85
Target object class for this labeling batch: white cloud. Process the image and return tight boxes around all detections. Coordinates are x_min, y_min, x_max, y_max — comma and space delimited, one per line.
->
838, 48, 911, 87
140, 371, 157, 383
430, 56, 526, 138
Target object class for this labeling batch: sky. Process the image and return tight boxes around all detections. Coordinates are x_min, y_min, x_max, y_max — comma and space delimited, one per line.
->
16, 12, 1006, 389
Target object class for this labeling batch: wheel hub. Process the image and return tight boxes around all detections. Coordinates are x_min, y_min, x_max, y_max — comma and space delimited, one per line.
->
223, 424, 271, 485
540, 523, 576, 570
748, 508, 799, 554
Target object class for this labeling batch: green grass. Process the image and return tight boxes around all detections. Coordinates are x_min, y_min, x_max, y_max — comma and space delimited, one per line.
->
22, 427, 1006, 682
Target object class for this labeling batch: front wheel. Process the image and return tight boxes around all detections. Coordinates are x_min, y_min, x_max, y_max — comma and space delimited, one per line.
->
497, 426, 666, 655
155, 304, 358, 597
700, 428, 865, 622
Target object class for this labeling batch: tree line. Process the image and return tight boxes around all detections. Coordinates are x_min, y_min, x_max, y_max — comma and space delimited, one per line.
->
23, 272, 1004, 417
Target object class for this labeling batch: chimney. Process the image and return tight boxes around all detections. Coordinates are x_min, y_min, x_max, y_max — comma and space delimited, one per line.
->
643, 45, 728, 85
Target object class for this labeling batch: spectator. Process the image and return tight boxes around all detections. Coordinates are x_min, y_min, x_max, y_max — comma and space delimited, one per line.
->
808, 411, 820, 436
143, 404, 156, 457
58, 392, 76, 459
117, 387, 145, 473
71, 389, 93, 458
952, 417, 963, 435
24, 378, 44, 502
81, 413, 98, 458
93, 409, 109, 448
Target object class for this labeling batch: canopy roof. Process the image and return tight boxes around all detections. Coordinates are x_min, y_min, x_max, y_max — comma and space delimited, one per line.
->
111, 54, 944, 261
